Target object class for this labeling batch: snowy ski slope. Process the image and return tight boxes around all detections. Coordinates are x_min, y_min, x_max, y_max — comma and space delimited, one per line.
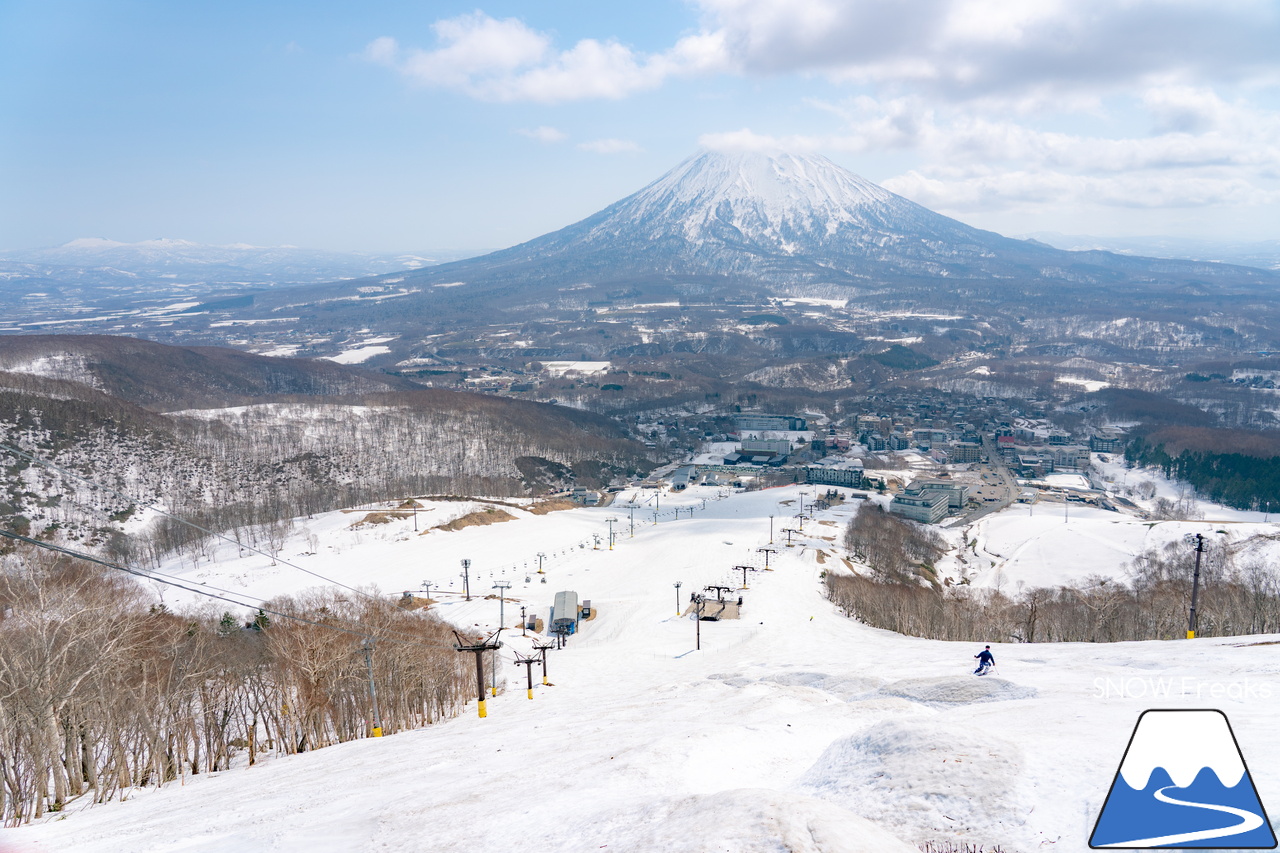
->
14, 485, 1280, 853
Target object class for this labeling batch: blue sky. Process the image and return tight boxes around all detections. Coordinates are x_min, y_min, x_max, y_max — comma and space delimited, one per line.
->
2, 0, 1278, 252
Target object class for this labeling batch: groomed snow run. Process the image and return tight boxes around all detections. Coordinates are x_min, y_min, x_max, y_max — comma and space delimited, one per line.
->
14, 485, 1280, 853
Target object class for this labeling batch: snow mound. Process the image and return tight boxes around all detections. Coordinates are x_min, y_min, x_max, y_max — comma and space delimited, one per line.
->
800, 719, 1027, 845
878, 676, 1036, 706
763, 671, 884, 701
582, 788, 918, 853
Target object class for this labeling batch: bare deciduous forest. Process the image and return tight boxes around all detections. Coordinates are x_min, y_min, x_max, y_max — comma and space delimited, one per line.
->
829, 513, 1280, 644
0, 378, 650, 564
0, 551, 474, 825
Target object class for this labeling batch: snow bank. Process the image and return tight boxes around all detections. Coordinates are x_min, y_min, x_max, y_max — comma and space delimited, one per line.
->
878, 675, 1037, 707
800, 718, 1028, 846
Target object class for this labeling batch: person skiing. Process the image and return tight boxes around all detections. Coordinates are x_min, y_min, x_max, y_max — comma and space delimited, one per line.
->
973, 645, 995, 676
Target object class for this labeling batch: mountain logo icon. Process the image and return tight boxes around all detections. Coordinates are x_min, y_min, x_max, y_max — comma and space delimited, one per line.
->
1090, 709, 1277, 848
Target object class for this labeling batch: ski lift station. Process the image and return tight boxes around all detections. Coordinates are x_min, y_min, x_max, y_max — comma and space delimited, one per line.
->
551, 590, 581, 635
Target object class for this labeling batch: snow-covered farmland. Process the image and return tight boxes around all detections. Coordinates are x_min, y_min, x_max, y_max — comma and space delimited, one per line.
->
16, 485, 1280, 853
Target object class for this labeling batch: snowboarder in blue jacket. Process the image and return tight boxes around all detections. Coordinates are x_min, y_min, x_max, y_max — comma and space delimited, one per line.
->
973, 645, 995, 675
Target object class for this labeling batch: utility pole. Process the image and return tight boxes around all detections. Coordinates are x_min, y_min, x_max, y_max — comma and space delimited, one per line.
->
769, 514, 774, 544
1188, 533, 1205, 639
674, 581, 682, 615
461, 559, 472, 601
453, 630, 502, 718
535, 640, 554, 685
492, 581, 511, 696
412, 501, 418, 532
757, 547, 776, 570
360, 639, 383, 737
628, 505, 635, 537
606, 517, 616, 550
520, 605, 527, 637
732, 565, 753, 589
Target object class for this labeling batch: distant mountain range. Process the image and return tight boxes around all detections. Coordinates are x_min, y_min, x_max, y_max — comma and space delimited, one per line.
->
1018, 232, 1280, 271
0, 238, 483, 282
0, 239, 488, 315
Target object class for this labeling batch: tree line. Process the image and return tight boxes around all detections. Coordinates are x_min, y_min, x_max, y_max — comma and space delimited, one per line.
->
0, 549, 474, 825
1126, 435, 1280, 511
828, 514, 1280, 643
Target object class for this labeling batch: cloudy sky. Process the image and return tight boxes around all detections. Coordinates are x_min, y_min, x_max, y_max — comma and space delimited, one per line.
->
3, 0, 1278, 252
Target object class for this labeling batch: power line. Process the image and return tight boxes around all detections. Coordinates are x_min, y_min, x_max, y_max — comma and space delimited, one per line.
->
0, 441, 378, 601
0, 529, 461, 653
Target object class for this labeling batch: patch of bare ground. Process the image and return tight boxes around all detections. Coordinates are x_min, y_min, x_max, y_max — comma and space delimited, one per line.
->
433, 508, 517, 532
816, 550, 828, 564
526, 499, 577, 515
351, 511, 396, 528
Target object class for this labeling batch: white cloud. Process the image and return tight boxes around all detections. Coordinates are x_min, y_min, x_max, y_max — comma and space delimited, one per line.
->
884, 169, 1277, 213
694, 0, 1280, 102
518, 126, 568, 143
362, 36, 400, 66
364, 13, 727, 103
362, 3, 1280, 223
708, 89, 1280, 215
577, 138, 643, 154
369, 3, 1280, 106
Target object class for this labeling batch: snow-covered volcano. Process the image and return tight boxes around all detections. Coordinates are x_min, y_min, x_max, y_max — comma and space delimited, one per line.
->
604, 150, 900, 248
466, 148, 1047, 284
376, 149, 1272, 297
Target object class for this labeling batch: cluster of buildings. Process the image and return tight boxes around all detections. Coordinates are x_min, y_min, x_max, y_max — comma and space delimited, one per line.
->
721, 414, 807, 467
693, 403, 1128, 525
888, 479, 970, 524
815, 413, 986, 466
